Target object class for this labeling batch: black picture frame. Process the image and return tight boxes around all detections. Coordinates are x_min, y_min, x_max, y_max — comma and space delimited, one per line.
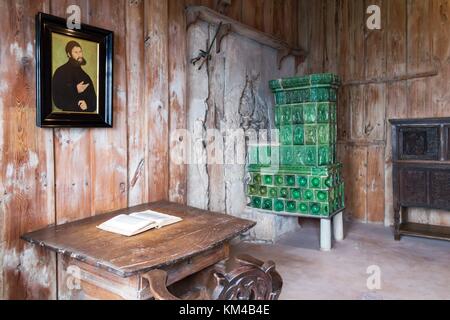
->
36, 12, 113, 128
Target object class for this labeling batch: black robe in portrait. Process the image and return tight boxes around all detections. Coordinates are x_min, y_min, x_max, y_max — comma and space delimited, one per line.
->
52, 58, 97, 112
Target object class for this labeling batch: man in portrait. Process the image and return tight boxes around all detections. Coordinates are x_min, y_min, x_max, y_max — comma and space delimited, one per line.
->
52, 40, 97, 112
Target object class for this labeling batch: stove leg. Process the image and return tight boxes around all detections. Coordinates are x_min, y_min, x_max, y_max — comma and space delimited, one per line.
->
320, 219, 332, 251
333, 212, 344, 241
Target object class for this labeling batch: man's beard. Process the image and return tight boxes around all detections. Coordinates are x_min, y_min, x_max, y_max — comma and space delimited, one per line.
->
69, 57, 87, 66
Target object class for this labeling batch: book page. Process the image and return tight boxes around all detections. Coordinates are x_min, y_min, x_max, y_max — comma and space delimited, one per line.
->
130, 210, 182, 228
97, 214, 156, 236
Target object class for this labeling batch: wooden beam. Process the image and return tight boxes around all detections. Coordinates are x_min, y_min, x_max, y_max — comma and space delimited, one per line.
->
342, 69, 438, 86
186, 5, 307, 64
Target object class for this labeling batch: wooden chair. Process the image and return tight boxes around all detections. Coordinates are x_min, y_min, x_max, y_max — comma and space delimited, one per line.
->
142, 254, 283, 300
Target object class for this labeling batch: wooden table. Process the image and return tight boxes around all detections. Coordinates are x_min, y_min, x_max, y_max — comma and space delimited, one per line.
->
21, 201, 256, 300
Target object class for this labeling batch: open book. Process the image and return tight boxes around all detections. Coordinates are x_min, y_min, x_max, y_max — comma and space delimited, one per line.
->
96, 210, 182, 237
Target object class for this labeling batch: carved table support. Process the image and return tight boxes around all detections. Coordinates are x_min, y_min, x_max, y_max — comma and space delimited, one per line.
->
143, 254, 283, 300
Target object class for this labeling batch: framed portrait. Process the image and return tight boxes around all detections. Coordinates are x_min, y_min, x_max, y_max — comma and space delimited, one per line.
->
36, 12, 113, 127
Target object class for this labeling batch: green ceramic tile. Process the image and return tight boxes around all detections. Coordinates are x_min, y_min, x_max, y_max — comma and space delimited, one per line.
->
316, 190, 328, 202
252, 196, 262, 208
298, 176, 308, 187
317, 103, 330, 123
304, 146, 317, 165
318, 146, 333, 166
259, 186, 268, 196
275, 107, 281, 126
320, 204, 330, 216
248, 145, 258, 165
292, 105, 303, 124
303, 103, 317, 123
274, 199, 285, 212
286, 175, 296, 186
281, 146, 294, 165
293, 125, 304, 145
252, 173, 261, 184
279, 188, 289, 198
317, 124, 331, 144
309, 176, 321, 189
268, 187, 278, 198
303, 189, 314, 201
281, 106, 292, 125
263, 175, 273, 185
275, 175, 284, 186
298, 202, 308, 213
304, 126, 318, 145
310, 203, 321, 216
258, 145, 271, 166
286, 201, 297, 213
293, 146, 304, 166
248, 185, 257, 195
262, 198, 273, 210
291, 188, 301, 200
280, 126, 293, 145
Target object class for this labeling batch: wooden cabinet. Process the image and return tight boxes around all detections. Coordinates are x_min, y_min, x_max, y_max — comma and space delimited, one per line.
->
390, 118, 450, 241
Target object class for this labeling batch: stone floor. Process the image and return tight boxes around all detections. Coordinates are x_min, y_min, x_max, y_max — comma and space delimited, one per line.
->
233, 219, 450, 300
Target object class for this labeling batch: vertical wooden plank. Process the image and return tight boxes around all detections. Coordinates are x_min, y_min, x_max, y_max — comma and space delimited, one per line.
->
386, 0, 407, 78
273, 0, 285, 41
227, 0, 243, 22
0, 0, 56, 299
263, 0, 274, 35
337, 86, 351, 141
384, 0, 407, 226
340, 145, 368, 222
407, 79, 430, 118
338, 0, 350, 81
350, 85, 365, 140
431, 0, 450, 117
127, 0, 147, 206
367, 145, 385, 223
297, 0, 311, 75
50, 0, 91, 300
348, 0, 365, 80
308, 0, 325, 73
407, 0, 432, 74
242, 0, 264, 30
145, 0, 169, 201
385, 82, 407, 226
406, 0, 432, 118
364, 84, 385, 141
324, 0, 338, 74
168, 0, 187, 204
52, 0, 92, 220
284, 0, 298, 46
89, 0, 128, 214
365, 0, 386, 79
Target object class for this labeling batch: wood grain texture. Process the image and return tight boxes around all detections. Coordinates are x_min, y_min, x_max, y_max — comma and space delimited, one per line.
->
127, 0, 147, 206
90, 0, 128, 214
22, 202, 255, 277
367, 145, 385, 222
0, 0, 56, 299
169, 0, 187, 204
299, 0, 449, 225
145, 0, 170, 202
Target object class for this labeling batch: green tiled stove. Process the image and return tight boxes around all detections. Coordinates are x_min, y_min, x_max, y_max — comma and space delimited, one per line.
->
246, 73, 345, 251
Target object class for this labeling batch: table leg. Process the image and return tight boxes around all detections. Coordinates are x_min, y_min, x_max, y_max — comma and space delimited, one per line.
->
320, 219, 332, 251
333, 212, 344, 241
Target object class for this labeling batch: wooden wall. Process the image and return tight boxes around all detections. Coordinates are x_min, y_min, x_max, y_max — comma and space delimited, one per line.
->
297, 0, 450, 226
0, 0, 299, 300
